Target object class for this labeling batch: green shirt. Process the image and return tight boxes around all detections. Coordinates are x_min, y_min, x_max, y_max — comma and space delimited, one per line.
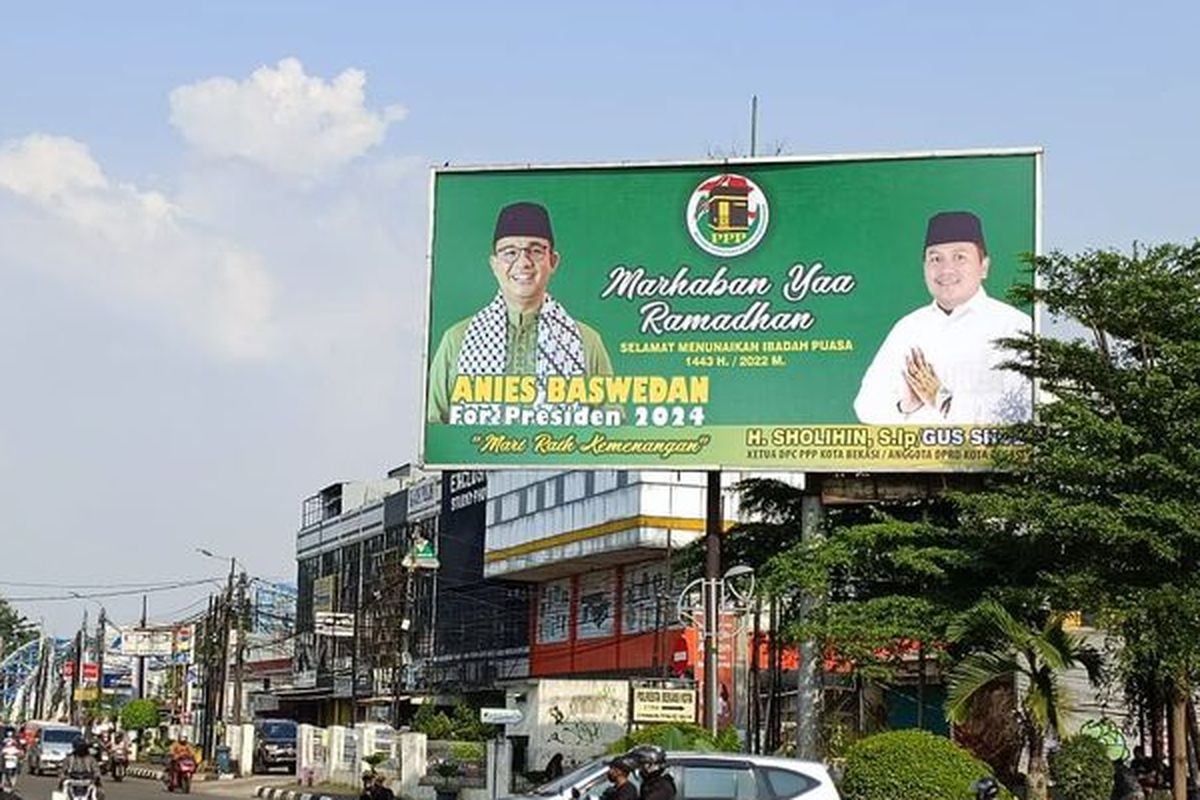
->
427, 306, 614, 423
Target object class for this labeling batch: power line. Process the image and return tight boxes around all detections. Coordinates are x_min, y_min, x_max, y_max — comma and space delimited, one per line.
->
5, 577, 224, 602
0, 577, 220, 590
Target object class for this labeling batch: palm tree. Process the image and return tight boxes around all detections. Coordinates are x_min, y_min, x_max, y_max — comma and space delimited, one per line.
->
945, 600, 1102, 800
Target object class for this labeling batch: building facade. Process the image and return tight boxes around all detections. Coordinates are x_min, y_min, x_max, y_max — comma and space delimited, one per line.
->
289, 467, 529, 724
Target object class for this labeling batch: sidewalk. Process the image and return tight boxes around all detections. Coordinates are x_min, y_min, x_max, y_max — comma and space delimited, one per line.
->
125, 764, 296, 795
253, 784, 358, 800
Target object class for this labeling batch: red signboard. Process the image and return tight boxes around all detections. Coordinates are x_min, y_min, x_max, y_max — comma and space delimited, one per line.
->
82, 663, 99, 681
670, 635, 690, 677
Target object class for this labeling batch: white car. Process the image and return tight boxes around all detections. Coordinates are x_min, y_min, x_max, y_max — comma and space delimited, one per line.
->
508, 752, 840, 800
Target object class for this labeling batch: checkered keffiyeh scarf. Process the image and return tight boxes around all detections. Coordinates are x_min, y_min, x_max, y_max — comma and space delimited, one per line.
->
455, 292, 587, 382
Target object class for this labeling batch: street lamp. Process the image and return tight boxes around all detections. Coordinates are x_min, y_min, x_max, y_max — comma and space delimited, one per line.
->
677, 565, 757, 734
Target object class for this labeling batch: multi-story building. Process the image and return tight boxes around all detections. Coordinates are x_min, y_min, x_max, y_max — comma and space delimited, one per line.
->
482, 470, 747, 771
484, 470, 742, 676
287, 467, 529, 725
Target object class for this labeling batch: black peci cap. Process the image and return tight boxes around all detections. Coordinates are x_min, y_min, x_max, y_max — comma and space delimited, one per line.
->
925, 211, 986, 252
494, 202, 554, 245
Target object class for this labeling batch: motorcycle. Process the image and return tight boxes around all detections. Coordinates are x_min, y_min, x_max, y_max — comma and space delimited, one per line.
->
59, 778, 98, 800
93, 746, 110, 777
0, 751, 18, 795
110, 746, 128, 782
165, 756, 196, 794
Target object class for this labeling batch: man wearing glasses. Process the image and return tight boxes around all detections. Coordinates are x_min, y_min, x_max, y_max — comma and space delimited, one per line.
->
427, 201, 613, 423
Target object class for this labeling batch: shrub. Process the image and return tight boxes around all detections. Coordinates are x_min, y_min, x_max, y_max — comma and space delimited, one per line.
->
841, 729, 1010, 800
1050, 735, 1111, 800
412, 704, 455, 740
412, 700, 496, 742
450, 741, 485, 763
607, 723, 739, 754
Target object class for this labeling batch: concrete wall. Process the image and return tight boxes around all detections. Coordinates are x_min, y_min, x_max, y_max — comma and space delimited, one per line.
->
506, 678, 630, 771
298, 724, 428, 797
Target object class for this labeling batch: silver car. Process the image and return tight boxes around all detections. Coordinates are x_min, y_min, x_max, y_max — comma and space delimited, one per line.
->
509, 752, 839, 800
28, 725, 83, 776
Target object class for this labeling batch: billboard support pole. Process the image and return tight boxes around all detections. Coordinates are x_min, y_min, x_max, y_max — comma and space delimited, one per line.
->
703, 471, 722, 735
795, 475, 824, 760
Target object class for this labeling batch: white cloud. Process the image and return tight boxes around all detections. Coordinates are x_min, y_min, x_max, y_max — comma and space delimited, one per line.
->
169, 57, 405, 179
0, 134, 278, 359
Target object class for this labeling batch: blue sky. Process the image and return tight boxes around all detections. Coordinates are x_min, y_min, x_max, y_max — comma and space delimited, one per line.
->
2, 1, 1198, 635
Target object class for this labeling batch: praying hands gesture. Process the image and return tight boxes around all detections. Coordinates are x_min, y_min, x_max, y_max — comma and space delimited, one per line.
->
899, 347, 950, 415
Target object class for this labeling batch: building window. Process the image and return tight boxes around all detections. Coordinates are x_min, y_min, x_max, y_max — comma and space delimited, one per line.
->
576, 570, 616, 639
536, 579, 571, 644
564, 473, 586, 503
623, 562, 668, 635
501, 492, 519, 521
594, 471, 617, 493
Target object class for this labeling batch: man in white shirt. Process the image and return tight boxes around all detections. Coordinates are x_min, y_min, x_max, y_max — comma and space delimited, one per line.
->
853, 211, 1032, 424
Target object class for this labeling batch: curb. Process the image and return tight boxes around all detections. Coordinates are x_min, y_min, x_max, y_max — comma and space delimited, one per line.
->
254, 786, 357, 800
126, 765, 165, 780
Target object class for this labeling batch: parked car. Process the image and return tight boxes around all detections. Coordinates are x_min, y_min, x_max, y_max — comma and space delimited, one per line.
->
508, 752, 840, 800
27, 724, 83, 776
252, 719, 297, 774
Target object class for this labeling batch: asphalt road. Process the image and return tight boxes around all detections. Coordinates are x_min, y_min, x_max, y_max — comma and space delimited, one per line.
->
8, 773, 254, 800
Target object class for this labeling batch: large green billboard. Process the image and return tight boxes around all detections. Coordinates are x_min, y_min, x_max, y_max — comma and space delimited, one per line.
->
422, 150, 1039, 471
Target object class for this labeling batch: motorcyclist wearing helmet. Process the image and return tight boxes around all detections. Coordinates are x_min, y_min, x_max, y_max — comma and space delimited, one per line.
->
601, 756, 639, 800
628, 745, 675, 800
1, 735, 21, 789
167, 735, 196, 787
971, 777, 999, 800
60, 738, 104, 799
169, 734, 195, 762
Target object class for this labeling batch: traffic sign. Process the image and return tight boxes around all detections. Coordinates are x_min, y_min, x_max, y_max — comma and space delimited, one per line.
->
480, 707, 522, 725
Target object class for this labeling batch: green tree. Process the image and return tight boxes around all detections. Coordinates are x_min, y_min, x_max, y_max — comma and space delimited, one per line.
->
734, 480, 978, 682
119, 698, 161, 732
0, 596, 36, 657
958, 242, 1200, 800
945, 601, 1101, 800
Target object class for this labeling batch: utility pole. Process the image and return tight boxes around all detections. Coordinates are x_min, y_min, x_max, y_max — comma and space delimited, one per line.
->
33, 636, 47, 720
232, 571, 247, 724
96, 607, 106, 713
70, 611, 86, 726
201, 595, 217, 762
216, 557, 236, 729
137, 595, 147, 699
